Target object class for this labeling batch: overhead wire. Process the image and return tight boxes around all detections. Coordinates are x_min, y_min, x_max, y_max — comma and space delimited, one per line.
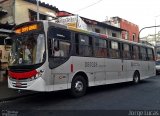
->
1, 0, 103, 18
73, 0, 103, 13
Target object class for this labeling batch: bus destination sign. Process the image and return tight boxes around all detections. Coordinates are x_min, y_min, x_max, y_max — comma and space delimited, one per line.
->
15, 24, 39, 34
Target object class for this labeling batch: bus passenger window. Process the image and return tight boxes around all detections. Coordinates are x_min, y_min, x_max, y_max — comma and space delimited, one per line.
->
132, 45, 139, 60
109, 41, 120, 58
140, 47, 147, 60
79, 35, 93, 57
94, 38, 107, 57
53, 40, 70, 57
54, 46, 64, 57
48, 26, 71, 58
123, 43, 131, 59
75, 33, 79, 55
147, 48, 154, 61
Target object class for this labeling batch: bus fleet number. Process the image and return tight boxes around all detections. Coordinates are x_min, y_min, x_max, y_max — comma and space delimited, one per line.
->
85, 62, 98, 67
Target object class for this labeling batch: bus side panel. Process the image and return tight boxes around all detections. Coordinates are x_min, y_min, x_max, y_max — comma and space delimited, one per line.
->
121, 60, 133, 82
148, 61, 156, 77
105, 59, 122, 84
91, 58, 106, 86
50, 56, 96, 91
51, 58, 72, 91
140, 61, 150, 79
124, 60, 141, 81
71, 57, 95, 87
140, 61, 155, 79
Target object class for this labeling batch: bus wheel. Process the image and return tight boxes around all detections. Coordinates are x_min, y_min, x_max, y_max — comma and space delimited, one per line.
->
71, 75, 87, 97
133, 72, 140, 84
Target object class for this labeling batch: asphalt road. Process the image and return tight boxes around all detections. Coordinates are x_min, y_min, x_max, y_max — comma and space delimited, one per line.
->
0, 76, 160, 116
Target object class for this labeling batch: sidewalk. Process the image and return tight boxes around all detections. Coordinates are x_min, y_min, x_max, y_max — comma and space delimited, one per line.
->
0, 81, 18, 101
0, 69, 37, 101
0, 81, 36, 102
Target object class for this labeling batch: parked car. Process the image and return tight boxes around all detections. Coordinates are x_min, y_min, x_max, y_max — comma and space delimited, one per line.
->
156, 60, 160, 75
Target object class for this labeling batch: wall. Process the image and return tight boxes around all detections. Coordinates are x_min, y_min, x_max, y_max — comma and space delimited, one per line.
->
109, 17, 139, 42
0, 45, 9, 63
0, 0, 14, 25
0, 0, 14, 71
15, 0, 57, 24
120, 19, 139, 42
86, 24, 121, 38
87, 24, 106, 34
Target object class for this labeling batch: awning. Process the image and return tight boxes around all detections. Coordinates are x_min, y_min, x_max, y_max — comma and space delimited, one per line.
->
29, 8, 56, 18
0, 29, 13, 37
0, 24, 14, 37
0, 23, 15, 30
0, 29, 12, 33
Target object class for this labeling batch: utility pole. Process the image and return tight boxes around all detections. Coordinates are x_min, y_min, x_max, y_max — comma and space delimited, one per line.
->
155, 18, 157, 44
138, 25, 160, 41
155, 15, 160, 60
138, 25, 160, 60
37, 0, 39, 20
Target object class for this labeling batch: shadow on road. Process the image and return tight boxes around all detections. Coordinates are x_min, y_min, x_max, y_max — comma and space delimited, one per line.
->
8, 79, 152, 104
87, 80, 151, 95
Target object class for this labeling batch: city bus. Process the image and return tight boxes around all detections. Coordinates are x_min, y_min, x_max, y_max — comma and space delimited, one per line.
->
7, 21, 155, 97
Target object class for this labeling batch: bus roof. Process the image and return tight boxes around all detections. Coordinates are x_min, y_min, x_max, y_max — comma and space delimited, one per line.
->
17, 20, 154, 49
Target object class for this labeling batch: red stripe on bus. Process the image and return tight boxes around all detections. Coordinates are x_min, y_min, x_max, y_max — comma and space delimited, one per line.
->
8, 70, 38, 79
71, 64, 74, 72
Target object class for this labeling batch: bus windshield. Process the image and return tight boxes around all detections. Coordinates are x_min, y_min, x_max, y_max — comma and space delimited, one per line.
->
9, 33, 45, 66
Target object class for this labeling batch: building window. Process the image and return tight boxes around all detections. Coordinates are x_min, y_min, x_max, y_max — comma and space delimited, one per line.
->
29, 9, 47, 21
133, 33, 136, 41
95, 28, 100, 33
122, 32, 125, 39
125, 32, 129, 40
112, 32, 117, 37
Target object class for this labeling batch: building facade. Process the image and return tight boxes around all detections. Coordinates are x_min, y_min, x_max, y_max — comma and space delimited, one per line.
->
15, 0, 58, 24
1, 0, 58, 32
0, 0, 58, 82
0, 0, 14, 71
57, 11, 124, 38
106, 17, 139, 42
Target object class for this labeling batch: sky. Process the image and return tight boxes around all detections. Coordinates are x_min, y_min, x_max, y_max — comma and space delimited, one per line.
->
40, 0, 160, 37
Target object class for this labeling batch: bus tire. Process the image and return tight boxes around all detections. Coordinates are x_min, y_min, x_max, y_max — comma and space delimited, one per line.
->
70, 75, 87, 97
133, 72, 140, 84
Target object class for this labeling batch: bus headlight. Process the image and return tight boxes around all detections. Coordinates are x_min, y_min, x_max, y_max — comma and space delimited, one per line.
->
29, 70, 44, 81
34, 70, 44, 79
